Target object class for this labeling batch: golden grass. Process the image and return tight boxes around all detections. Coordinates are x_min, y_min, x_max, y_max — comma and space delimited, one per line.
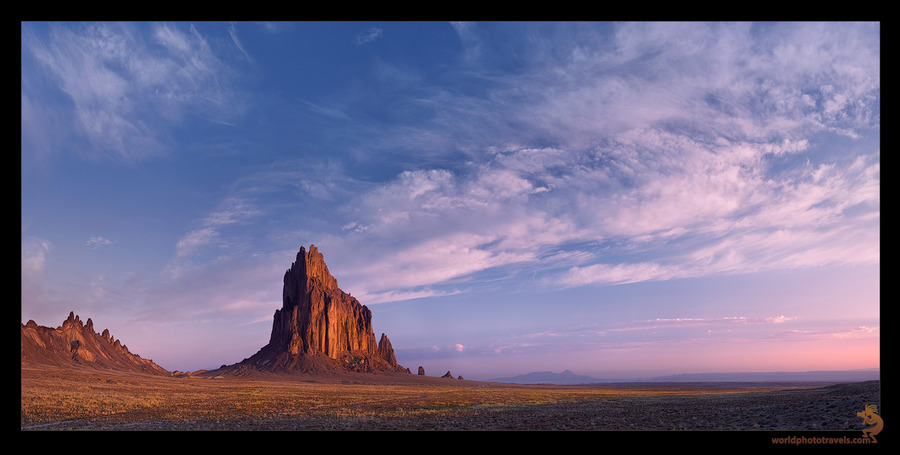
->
20, 365, 837, 431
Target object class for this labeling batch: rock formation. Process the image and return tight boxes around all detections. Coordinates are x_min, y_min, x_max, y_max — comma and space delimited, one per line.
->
218, 245, 406, 375
418, 366, 425, 376
21, 312, 170, 376
377, 333, 398, 366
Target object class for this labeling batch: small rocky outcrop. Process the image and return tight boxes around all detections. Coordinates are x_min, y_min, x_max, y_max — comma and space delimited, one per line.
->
377, 333, 398, 366
21, 312, 170, 375
442, 371, 453, 378
217, 245, 407, 375
418, 366, 425, 376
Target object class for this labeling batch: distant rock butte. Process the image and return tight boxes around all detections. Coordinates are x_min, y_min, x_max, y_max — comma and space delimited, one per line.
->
216, 245, 407, 376
21, 312, 169, 376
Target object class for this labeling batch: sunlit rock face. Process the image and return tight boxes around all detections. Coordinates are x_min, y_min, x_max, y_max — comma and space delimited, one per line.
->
226, 245, 405, 375
21, 312, 170, 376
271, 245, 377, 358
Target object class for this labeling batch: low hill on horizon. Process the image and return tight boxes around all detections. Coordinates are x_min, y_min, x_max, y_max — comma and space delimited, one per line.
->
490, 368, 880, 385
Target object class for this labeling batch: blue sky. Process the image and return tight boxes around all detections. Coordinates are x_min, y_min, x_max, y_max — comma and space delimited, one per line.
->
21, 22, 879, 380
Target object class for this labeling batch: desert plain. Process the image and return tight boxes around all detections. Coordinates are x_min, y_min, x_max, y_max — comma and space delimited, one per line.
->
21, 364, 880, 434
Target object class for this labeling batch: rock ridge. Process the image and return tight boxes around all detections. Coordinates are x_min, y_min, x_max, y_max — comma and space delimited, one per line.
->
21, 312, 170, 375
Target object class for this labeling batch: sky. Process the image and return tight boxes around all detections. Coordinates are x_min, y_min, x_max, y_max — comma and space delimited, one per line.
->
21, 22, 879, 380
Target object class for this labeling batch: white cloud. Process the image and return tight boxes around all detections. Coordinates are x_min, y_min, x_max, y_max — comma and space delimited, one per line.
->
829, 326, 879, 340
348, 233, 535, 293
351, 114, 874, 293
355, 27, 383, 45
175, 227, 218, 260
171, 197, 264, 268
86, 236, 113, 249
450, 22, 482, 63
22, 22, 244, 161
358, 287, 460, 305
22, 236, 53, 278
89, 22, 876, 305
592, 317, 744, 335
333, 118, 876, 298
558, 262, 685, 287
228, 22, 252, 61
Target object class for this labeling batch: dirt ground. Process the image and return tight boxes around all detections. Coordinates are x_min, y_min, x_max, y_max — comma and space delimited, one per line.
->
20, 365, 881, 433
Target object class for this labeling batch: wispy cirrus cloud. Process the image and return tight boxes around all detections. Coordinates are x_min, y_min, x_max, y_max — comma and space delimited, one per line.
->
332, 121, 877, 296
318, 22, 880, 299
169, 197, 264, 276
19, 22, 879, 377
610, 315, 797, 332
227, 22, 252, 62
109, 22, 877, 308
22, 22, 244, 161
355, 27, 383, 45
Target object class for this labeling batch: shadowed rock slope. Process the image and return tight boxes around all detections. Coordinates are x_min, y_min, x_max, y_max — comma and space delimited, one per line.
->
21, 312, 170, 375
213, 245, 407, 376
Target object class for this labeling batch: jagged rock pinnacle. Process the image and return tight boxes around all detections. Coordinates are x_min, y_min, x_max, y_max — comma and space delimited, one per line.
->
228, 244, 405, 375
21, 313, 169, 375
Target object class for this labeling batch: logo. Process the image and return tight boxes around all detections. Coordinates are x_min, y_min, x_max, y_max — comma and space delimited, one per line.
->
857, 404, 883, 443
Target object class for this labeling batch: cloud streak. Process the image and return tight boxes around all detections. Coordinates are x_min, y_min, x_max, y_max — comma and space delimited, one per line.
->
355, 27, 383, 45
333, 127, 877, 297
22, 22, 244, 161
319, 23, 879, 299
86, 236, 113, 249
189, 24, 877, 302
169, 197, 264, 276
128, 22, 877, 309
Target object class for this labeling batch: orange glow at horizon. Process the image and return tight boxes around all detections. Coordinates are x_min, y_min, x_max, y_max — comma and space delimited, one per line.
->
611, 335, 879, 376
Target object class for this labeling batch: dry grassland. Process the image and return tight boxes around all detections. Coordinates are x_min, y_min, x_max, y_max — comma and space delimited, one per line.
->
20, 366, 879, 431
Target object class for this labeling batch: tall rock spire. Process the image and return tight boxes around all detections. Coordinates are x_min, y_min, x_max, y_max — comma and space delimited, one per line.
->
228, 245, 405, 375
270, 245, 376, 357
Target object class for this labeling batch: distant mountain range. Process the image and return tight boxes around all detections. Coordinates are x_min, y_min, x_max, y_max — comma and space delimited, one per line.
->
489, 368, 880, 385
